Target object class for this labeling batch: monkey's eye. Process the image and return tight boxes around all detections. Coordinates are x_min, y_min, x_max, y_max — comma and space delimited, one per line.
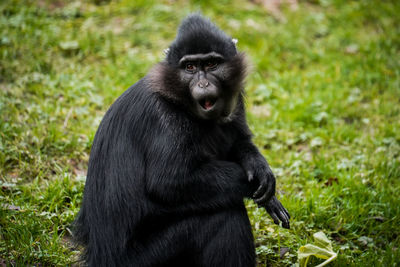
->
185, 63, 196, 72
205, 61, 218, 70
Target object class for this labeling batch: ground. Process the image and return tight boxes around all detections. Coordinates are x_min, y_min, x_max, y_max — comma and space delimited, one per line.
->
0, 0, 399, 266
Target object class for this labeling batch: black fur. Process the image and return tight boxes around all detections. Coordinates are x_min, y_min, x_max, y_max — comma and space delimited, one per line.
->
167, 14, 237, 67
74, 14, 289, 267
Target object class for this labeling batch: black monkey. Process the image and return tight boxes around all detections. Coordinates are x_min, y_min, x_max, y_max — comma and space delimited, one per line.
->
74, 14, 290, 267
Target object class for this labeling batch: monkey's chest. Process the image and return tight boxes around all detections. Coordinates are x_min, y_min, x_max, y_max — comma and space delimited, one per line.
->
195, 125, 236, 160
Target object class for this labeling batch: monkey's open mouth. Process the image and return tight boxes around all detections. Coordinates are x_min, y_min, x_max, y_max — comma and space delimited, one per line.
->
199, 98, 217, 110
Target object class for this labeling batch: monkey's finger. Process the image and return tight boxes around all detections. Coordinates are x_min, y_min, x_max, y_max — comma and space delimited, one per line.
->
276, 199, 291, 219
268, 204, 290, 228
268, 211, 280, 225
280, 213, 290, 229
283, 207, 290, 220
247, 170, 254, 182
253, 183, 267, 200
281, 218, 290, 229
255, 189, 274, 204
255, 182, 275, 204
272, 199, 290, 229
274, 196, 290, 219
277, 208, 290, 229
254, 193, 268, 204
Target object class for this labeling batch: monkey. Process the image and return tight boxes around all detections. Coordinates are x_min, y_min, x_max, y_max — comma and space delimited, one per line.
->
74, 14, 290, 267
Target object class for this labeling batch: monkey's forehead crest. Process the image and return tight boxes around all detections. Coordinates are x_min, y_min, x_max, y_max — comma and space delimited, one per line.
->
166, 14, 238, 66
164, 38, 238, 57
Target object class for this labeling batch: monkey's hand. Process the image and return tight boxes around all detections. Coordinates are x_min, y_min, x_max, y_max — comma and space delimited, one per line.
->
264, 196, 290, 229
242, 155, 276, 205
240, 154, 290, 229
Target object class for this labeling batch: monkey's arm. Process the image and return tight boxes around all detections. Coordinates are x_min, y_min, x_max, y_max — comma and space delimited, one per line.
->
144, 134, 256, 211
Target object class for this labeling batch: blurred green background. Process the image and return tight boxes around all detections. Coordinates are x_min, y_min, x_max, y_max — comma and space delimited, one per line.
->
0, 0, 399, 266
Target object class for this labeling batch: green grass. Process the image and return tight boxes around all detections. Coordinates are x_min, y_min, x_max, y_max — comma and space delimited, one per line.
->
1, 0, 399, 266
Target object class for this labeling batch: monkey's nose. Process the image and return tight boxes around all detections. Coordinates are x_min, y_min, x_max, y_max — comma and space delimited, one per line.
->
197, 80, 209, 88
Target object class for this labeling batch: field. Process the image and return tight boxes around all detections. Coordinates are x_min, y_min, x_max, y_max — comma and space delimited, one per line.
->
0, 0, 399, 266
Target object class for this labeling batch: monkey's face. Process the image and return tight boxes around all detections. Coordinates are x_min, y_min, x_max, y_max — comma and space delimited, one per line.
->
178, 52, 245, 121
148, 14, 247, 122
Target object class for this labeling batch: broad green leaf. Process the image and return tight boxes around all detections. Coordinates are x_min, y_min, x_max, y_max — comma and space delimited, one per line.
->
298, 231, 337, 267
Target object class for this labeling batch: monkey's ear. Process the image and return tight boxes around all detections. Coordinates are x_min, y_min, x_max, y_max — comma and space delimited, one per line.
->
163, 48, 170, 56
232, 38, 238, 53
